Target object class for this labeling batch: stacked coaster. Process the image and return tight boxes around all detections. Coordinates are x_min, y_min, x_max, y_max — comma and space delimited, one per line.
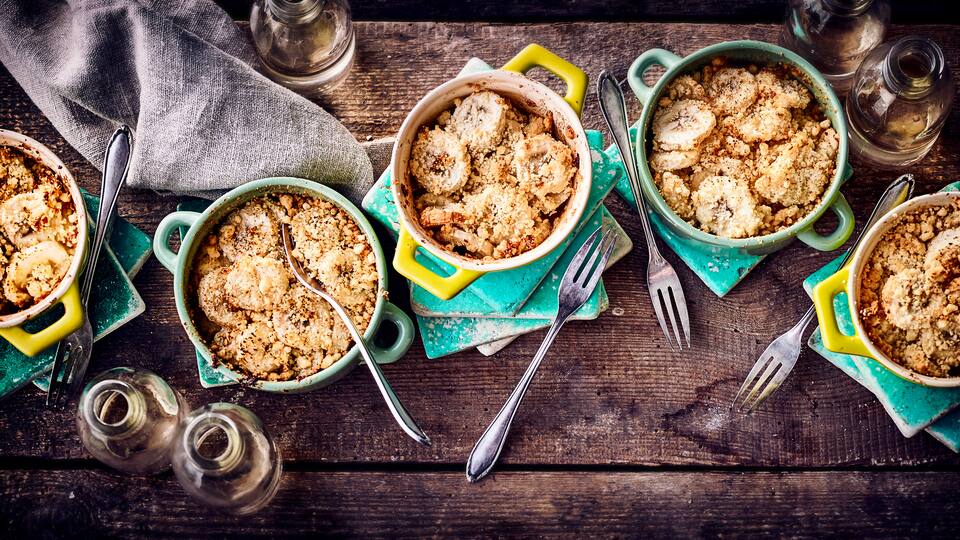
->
359, 58, 633, 359
0, 191, 151, 398
804, 182, 960, 452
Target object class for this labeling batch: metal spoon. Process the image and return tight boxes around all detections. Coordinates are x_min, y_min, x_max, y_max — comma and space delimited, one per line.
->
733, 174, 915, 410
280, 224, 430, 446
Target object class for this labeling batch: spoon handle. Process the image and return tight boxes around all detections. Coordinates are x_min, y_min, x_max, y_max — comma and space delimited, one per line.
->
330, 301, 431, 446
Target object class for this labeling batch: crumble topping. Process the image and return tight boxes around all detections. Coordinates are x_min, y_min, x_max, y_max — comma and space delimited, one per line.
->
409, 90, 580, 260
649, 58, 839, 239
0, 146, 79, 314
190, 193, 378, 381
858, 199, 960, 377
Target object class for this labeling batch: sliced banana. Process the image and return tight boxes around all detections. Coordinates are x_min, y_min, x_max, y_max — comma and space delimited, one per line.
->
217, 199, 284, 262
234, 321, 291, 379
650, 149, 699, 172
881, 269, 930, 331
450, 90, 510, 155
706, 68, 758, 115
225, 255, 290, 312
272, 286, 335, 352
925, 228, 960, 283
652, 99, 716, 151
409, 127, 471, 196
691, 175, 763, 239
513, 134, 576, 213
198, 266, 247, 328
2, 240, 70, 306
735, 101, 791, 143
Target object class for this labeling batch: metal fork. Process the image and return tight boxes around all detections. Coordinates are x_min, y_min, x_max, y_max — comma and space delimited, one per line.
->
465, 225, 618, 482
597, 70, 691, 350
47, 126, 132, 407
733, 174, 915, 411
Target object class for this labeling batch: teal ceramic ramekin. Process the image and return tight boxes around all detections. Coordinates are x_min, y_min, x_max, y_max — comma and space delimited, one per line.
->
627, 40, 855, 256
152, 177, 415, 393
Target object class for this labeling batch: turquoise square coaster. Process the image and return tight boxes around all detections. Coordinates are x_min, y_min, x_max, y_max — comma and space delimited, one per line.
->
611, 126, 764, 297
2, 192, 150, 398
804, 181, 960, 448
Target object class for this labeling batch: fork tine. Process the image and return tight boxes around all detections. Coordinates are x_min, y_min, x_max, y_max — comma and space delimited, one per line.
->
664, 287, 683, 350
745, 367, 790, 412
576, 230, 616, 286
563, 227, 604, 286
738, 358, 782, 411
670, 283, 691, 347
733, 350, 774, 406
650, 289, 675, 351
46, 343, 70, 407
579, 233, 618, 292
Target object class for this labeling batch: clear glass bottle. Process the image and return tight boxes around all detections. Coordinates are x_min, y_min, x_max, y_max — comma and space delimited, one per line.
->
781, 0, 890, 93
172, 403, 282, 515
846, 36, 955, 168
76, 367, 187, 475
250, 0, 355, 96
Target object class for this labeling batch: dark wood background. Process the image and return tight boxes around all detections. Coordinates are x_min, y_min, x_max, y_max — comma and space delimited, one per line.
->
2, 1, 960, 538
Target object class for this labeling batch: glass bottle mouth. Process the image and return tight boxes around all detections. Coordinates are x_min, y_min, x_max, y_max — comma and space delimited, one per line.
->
183, 412, 245, 475
81, 380, 146, 438
266, 0, 323, 24
882, 36, 946, 98
822, 0, 874, 16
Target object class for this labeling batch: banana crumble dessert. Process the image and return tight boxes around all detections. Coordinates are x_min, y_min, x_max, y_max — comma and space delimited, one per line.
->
409, 90, 580, 259
0, 146, 79, 315
649, 58, 840, 239
189, 193, 379, 381
858, 199, 960, 377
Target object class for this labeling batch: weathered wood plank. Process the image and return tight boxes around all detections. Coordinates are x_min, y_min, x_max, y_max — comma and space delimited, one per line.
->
3, 469, 960, 537
1, 23, 959, 467
216, 0, 959, 25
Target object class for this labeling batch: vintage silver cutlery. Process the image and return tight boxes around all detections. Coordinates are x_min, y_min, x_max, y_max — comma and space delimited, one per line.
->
734, 174, 915, 411
597, 70, 691, 349
280, 223, 430, 446
466, 225, 618, 482
47, 125, 132, 407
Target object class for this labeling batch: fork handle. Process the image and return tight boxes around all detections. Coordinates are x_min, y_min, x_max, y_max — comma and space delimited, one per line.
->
466, 317, 568, 482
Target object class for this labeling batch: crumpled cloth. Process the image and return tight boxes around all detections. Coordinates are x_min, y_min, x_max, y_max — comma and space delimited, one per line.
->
0, 0, 374, 203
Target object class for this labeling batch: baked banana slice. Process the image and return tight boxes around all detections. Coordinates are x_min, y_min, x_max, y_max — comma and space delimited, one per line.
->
513, 134, 576, 213
272, 286, 335, 352
198, 266, 247, 328
217, 200, 284, 262
706, 68, 758, 115
409, 127, 471, 196
881, 269, 930, 331
234, 321, 291, 379
691, 175, 763, 239
0, 189, 73, 250
450, 90, 510, 155
652, 99, 716, 151
225, 255, 290, 312
2, 240, 70, 306
649, 149, 699, 172
925, 228, 960, 283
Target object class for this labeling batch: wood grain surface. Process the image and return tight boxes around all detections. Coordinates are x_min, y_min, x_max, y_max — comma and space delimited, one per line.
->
3, 469, 960, 537
1, 20, 960, 536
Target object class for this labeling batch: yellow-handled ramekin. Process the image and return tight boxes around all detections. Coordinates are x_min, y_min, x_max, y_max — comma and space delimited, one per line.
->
812, 192, 960, 387
0, 130, 87, 357
390, 44, 591, 300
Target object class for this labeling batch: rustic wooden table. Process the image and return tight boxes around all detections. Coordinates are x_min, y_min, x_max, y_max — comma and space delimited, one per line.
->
2, 3, 960, 537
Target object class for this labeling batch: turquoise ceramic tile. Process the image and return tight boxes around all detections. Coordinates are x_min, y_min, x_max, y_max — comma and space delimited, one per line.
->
414, 208, 633, 359
611, 126, 764, 297
2, 196, 149, 398
804, 181, 960, 448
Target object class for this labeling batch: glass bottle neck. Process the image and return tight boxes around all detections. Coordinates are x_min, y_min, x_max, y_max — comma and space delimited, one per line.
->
882, 37, 945, 99
81, 380, 147, 439
822, 0, 874, 16
266, 0, 324, 24
182, 412, 246, 476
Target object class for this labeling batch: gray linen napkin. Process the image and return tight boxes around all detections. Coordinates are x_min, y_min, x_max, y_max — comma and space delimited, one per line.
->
0, 0, 374, 203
